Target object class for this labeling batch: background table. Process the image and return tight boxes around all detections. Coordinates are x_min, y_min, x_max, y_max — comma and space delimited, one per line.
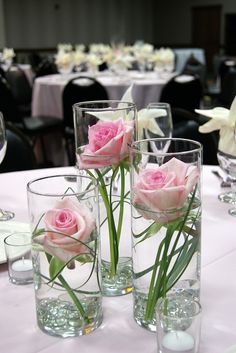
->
0, 165, 236, 353
32, 71, 174, 118
32, 71, 174, 166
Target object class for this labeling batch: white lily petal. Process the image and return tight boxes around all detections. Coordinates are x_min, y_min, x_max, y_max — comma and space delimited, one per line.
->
120, 84, 134, 104
138, 108, 166, 121
197, 95, 236, 156
147, 119, 164, 136
199, 119, 223, 133
219, 126, 236, 155
195, 107, 229, 120
228, 95, 236, 123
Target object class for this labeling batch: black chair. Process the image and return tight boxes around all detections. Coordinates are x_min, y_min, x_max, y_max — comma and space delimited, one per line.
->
160, 75, 203, 113
218, 59, 236, 83
35, 57, 58, 78
5, 64, 32, 117
28, 52, 43, 73
181, 54, 206, 86
0, 122, 36, 172
217, 68, 236, 108
0, 75, 63, 166
62, 76, 109, 165
0, 65, 7, 79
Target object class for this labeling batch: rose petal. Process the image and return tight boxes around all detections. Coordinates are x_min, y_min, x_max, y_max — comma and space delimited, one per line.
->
160, 158, 189, 185
135, 185, 186, 211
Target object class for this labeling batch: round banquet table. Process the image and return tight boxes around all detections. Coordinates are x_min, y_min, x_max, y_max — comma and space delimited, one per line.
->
0, 165, 236, 353
31, 70, 175, 119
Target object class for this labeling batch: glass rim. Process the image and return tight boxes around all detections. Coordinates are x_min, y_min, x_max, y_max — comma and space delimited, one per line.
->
27, 174, 97, 197
73, 100, 137, 111
130, 138, 202, 157
4, 232, 31, 247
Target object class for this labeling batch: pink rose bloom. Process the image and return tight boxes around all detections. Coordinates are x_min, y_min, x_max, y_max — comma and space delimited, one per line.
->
78, 118, 133, 169
35, 197, 95, 263
134, 157, 199, 223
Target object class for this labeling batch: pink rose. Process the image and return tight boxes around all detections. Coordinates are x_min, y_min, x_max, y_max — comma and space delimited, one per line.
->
133, 158, 199, 223
77, 118, 133, 169
35, 197, 95, 263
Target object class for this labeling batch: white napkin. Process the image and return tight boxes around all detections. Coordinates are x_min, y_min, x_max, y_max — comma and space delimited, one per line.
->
195, 95, 236, 156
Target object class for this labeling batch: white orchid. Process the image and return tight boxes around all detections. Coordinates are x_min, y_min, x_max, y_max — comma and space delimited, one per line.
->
195, 96, 236, 156
86, 85, 165, 139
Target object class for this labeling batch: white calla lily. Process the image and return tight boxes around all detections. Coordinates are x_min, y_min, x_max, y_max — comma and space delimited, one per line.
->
195, 96, 236, 156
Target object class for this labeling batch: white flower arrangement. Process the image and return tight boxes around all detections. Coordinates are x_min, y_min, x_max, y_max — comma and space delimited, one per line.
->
55, 50, 74, 73
57, 43, 73, 53
75, 44, 85, 52
2, 48, 15, 61
150, 47, 175, 70
132, 42, 154, 62
86, 53, 103, 71
74, 50, 86, 66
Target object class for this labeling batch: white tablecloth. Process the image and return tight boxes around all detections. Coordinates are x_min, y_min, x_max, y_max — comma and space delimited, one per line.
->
32, 71, 174, 118
0, 165, 236, 353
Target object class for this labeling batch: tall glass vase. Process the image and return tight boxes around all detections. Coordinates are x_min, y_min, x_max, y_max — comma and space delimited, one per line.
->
27, 175, 102, 337
129, 138, 202, 331
73, 100, 137, 296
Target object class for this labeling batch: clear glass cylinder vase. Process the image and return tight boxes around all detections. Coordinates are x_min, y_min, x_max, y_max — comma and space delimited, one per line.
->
129, 138, 202, 332
27, 174, 102, 337
73, 100, 137, 296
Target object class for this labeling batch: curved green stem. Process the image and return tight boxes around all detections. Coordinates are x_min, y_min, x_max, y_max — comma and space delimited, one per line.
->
45, 253, 89, 324
58, 274, 89, 324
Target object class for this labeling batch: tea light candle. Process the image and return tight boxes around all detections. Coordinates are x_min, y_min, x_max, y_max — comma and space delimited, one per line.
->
162, 331, 195, 352
12, 259, 33, 272
11, 258, 33, 280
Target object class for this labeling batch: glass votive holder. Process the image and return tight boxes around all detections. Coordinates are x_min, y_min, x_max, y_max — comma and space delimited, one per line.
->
156, 295, 201, 353
4, 232, 33, 285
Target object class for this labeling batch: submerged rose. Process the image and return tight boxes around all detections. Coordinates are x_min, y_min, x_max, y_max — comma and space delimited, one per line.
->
133, 158, 199, 223
35, 197, 95, 263
78, 118, 133, 169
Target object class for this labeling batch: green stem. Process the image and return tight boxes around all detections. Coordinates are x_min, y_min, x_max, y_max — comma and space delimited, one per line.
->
144, 223, 175, 321
144, 188, 199, 321
96, 169, 118, 276
116, 163, 125, 245
45, 254, 89, 324
58, 274, 89, 324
